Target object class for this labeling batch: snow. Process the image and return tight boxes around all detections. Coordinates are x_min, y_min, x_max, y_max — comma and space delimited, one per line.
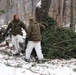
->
0, 19, 4, 26
22, 29, 26, 39
63, 23, 70, 28
36, 0, 41, 8
0, 64, 39, 75
0, 39, 76, 75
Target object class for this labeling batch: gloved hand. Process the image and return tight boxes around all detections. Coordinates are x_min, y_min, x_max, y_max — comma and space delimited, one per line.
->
41, 22, 48, 28
2, 34, 5, 39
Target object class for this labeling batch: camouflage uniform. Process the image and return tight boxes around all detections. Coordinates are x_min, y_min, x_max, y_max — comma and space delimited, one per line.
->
26, 20, 45, 41
4, 19, 26, 36
25, 20, 45, 61
4, 19, 26, 54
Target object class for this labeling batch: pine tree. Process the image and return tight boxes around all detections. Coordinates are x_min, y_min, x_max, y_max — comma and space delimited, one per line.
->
42, 18, 76, 59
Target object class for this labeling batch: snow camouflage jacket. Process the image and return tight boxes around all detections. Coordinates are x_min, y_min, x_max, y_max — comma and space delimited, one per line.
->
26, 20, 45, 41
4, 19, 26, 36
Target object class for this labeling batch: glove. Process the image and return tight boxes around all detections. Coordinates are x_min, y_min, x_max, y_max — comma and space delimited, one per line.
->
41, 22, 48, 28
2, 34, 5, 39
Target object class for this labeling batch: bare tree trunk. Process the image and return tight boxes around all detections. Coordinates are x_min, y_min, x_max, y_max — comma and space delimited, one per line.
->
52, 0, 56, 19
35, 0, 51, 22
63, 0, 67, 24
31, 0, 34, 16
22, 0, 26, 20
74, 0, 76, 30
5, 0, 10, 24
57, 0, 64, 27
70, 0, 74, 30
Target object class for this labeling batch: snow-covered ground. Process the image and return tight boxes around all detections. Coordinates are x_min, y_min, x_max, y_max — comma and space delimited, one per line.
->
0, 40, 76, 75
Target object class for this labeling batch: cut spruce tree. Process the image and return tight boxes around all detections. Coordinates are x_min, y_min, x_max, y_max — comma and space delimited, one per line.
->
35, 0, 76, 59
31, 16, 76, 59
41, 18, 76, 59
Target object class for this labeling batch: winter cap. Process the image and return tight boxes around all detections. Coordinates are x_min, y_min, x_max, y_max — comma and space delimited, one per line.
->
29, 17, 34, 22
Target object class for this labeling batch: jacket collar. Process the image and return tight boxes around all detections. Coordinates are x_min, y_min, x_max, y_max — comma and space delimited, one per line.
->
12, 19, 20, 22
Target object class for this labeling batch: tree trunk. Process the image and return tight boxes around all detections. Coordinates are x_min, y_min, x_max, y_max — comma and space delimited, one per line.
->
57, 0, 64, 27
35, 0, 51, 22
5, 0, 10, 24
31, 0, 34, 16
63, 0, 67, 24
70, 0, 74, 30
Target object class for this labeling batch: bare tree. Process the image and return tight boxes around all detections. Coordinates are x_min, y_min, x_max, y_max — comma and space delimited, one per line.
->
56, 0, 64, 27
35, 0, 51, 22
31, 0, 34, 16
5, 0, 10, 24
63, 0, 67, 24
70, 0, 74, 29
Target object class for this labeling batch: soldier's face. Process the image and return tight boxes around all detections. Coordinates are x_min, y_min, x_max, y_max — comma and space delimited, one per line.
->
15, 15, 19, 20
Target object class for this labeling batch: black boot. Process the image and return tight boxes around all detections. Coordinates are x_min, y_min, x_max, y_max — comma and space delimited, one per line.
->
24, 58, 30, 62
13, 53, 20, 56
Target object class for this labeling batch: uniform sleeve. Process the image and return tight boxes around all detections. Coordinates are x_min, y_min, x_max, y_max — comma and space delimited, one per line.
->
39, 23, 46, 30
39, 22, 48, 30
4, 22, 12, 35
20, 21, 26, 31
26, 25, 31, 38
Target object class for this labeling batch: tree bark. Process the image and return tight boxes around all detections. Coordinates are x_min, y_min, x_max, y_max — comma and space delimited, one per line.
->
70, 0, 74, 29
35, 0, 51, 22
57, 0, 64, 27
63, 0, 67, 24
31, 0, 34, 16
5, 0, 10, 24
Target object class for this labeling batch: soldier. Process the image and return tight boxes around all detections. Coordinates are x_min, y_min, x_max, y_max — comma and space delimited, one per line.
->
25, 17, 45, 62
3, 14, 26, 55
